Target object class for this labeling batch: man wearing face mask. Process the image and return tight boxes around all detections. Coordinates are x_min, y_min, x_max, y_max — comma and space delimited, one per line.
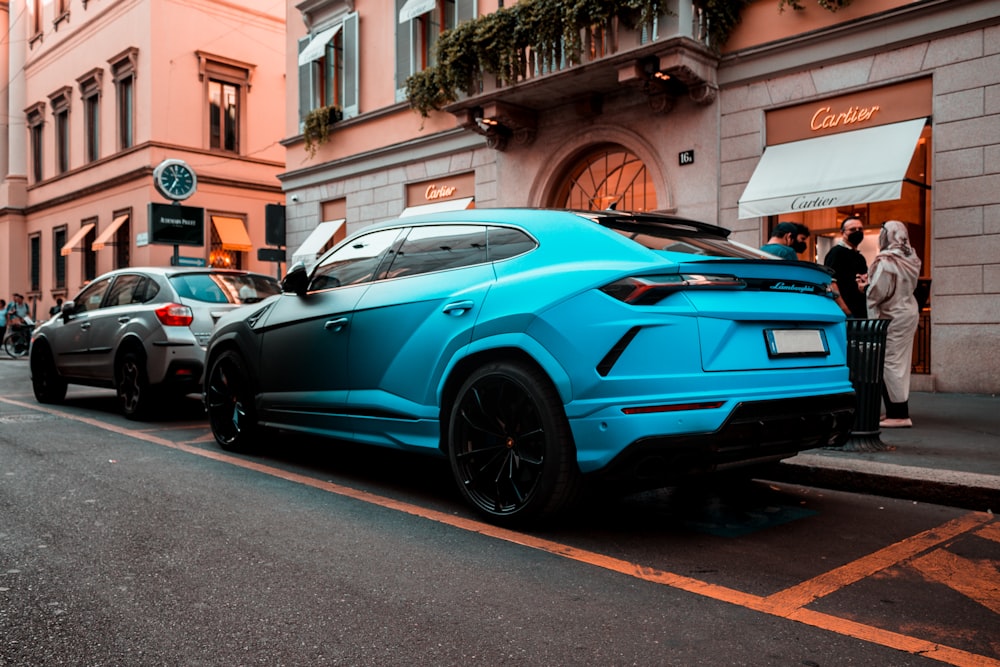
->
823, 216, 869, 318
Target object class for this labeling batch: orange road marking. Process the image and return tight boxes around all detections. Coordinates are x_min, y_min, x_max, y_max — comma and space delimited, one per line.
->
976, 522, 1000, 543
910, 549, 1000, 615
764, 514, 993, 611
3, 395, 998, 667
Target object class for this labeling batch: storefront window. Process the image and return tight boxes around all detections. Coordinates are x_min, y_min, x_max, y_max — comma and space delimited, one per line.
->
555, 145, 655, 212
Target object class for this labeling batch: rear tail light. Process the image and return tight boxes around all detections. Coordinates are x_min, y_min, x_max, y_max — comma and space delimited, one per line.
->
155, 303, 194, 327
601, 274, 744, 305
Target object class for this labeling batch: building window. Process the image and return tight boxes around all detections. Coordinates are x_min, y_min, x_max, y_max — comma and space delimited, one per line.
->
115, 214, 131, 269
209, 80, 239, 152
30, 234, 41, 292
30, 0, 43, 38
197, 52, 254, 154
26, 103, 45, 183
556, 145, 656, 212
78, 69, 103, 163
82, 219, 98, 282
109, 48, 138, 151
54, 226, 68, 290
55, 0, 70, 29
49, 87, 72, 174
297, 13, 359, 124
395, 0, 474, 100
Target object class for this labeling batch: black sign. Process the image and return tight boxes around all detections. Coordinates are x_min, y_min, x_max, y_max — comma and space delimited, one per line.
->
257, 247, 286, 263
149, 202, 204, 246
678, 150, 695, 166
265, 203, 286, 246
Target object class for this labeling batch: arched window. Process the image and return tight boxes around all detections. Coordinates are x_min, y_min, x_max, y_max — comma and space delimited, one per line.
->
555, 145, 655, 212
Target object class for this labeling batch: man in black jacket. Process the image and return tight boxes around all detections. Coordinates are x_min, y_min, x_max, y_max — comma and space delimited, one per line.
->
823, 216, 869, 318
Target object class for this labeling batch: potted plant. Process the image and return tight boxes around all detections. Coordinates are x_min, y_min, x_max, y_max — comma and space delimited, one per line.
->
303, 105, 343, 157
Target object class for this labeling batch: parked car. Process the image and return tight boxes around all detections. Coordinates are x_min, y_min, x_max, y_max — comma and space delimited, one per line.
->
204, 209, 855, 525
30, 267, 281, 418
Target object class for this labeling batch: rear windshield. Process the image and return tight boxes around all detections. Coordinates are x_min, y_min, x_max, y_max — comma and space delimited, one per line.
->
600, 220, 773, 260
170, 273, 281, 304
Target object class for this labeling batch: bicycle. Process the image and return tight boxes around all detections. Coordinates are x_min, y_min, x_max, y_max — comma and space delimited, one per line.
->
3, 321, 34, 358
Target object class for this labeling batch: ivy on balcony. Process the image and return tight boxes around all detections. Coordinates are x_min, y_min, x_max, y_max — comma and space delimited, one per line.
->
303, 105, 343, 157
405, 0, 853, 118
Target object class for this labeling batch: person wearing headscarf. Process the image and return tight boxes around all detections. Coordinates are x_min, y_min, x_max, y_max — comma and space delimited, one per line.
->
865, 220, 922, 428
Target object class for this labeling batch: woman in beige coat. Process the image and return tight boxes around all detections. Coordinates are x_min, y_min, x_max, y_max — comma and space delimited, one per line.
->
865, 220, 922, 428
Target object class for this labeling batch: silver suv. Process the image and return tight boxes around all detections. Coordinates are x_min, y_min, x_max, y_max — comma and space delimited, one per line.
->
30, 267, 280, 418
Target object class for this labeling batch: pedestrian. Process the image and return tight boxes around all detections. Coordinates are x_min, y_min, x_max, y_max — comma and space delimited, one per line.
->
49, 297, 64, 317
791, 223, 810, 257
759, 221, 799, 260
864, 220, 922, 428
0, 299, 7, 344
6, 293, 30, 326
823, 216, 869, 318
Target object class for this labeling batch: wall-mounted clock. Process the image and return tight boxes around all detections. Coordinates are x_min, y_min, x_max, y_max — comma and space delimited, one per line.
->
153, 158, 198, 202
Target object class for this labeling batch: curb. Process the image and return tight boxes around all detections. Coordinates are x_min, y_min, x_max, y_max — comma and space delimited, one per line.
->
763, 453, 999, 514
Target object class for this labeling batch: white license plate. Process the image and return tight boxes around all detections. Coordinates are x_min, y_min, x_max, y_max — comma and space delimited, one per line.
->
764, 329, 829, 357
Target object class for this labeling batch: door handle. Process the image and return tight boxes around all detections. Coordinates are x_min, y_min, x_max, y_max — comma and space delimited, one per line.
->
118, 316, 130, 324
80, 322, 91, 330
443, 300, 474, 316
324, 317, 349, 332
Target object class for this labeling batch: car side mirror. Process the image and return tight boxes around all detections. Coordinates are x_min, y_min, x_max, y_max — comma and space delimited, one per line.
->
281, 262, 309, 296
61, 301, 76, 321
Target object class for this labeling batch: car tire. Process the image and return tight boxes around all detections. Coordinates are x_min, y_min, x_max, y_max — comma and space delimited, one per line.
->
30, 345, 68, 404
205, 350, 260, 453
447, 360, 581, 526
117, 350, 155, 420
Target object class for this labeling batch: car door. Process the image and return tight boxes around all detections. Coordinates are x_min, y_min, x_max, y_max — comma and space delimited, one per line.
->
48, 276, 113, 379
346, 224, 494, 449
83, 273, 152, 382
255, 227, 403, 437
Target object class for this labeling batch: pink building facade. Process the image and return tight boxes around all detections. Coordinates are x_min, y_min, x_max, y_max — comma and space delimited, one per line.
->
0, 0, 287, 318
280, 0, 999, 394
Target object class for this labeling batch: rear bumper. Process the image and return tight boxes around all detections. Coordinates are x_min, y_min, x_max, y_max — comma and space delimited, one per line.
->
590, 392, 855, 487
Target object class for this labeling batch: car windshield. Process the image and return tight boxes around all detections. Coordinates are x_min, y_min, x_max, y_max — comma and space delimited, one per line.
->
170, 273, 281, 304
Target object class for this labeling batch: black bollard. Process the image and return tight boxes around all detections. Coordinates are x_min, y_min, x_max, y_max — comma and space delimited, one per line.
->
833, 318, 891, 452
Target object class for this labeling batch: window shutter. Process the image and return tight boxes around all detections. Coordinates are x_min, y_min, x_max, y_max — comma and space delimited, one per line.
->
457, 0, 475, 24
394, 0, 412, 100
342, 12, 359, 118
297, 36, 313, 128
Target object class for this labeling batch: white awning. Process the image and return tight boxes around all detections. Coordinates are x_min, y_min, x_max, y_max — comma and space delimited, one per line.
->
291, 219, 346, 266
60, 222, 96, 256
399, 197, 475, 218
399, 0, 436, 23
298, 24, 342, 66
738, 118, 927, 219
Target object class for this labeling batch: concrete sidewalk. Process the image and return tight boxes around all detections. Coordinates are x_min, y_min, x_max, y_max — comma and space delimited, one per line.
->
765, 391, 1000, 513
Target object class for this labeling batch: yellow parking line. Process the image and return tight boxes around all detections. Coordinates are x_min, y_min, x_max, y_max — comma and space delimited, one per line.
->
3, 395, 997, 667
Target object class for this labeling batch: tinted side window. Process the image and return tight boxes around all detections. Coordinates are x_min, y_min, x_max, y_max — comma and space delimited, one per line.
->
104, 274, 145, 307
73, 276, 112, 314
383, 225, 487, 279
310, 228, 402, 291
487, 226, 536, 261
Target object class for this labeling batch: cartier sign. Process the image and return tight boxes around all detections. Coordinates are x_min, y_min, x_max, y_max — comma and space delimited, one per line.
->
406, 172, 474, 206
765, 78, 931, 146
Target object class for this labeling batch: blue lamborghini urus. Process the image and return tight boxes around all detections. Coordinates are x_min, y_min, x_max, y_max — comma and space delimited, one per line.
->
205, 209, 854, 525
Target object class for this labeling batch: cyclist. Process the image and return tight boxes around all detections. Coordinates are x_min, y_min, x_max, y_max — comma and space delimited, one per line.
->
4, 294, 34, 357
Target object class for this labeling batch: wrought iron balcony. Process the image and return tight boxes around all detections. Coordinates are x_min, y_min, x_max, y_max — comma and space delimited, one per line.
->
443, 2, 720, 151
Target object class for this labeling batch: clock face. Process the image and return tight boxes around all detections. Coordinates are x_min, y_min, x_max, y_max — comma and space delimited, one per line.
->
154, 159, 197, 202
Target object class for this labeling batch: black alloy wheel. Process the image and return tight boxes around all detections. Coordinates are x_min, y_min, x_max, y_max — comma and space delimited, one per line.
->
448, 360, 580, 526
117, 351, 152, 419
206, 350, 259, 453
30, 345, 68, 404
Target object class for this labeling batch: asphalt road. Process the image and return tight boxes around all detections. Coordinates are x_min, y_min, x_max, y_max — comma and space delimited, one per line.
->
1, 359, 997, 666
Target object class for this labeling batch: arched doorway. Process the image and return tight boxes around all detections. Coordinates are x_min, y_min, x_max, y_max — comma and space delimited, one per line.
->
554, 144, 656, 212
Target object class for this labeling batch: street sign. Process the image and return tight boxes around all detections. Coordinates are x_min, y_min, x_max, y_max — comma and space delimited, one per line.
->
170, 255, 206, 267
258, 247, 286, 263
